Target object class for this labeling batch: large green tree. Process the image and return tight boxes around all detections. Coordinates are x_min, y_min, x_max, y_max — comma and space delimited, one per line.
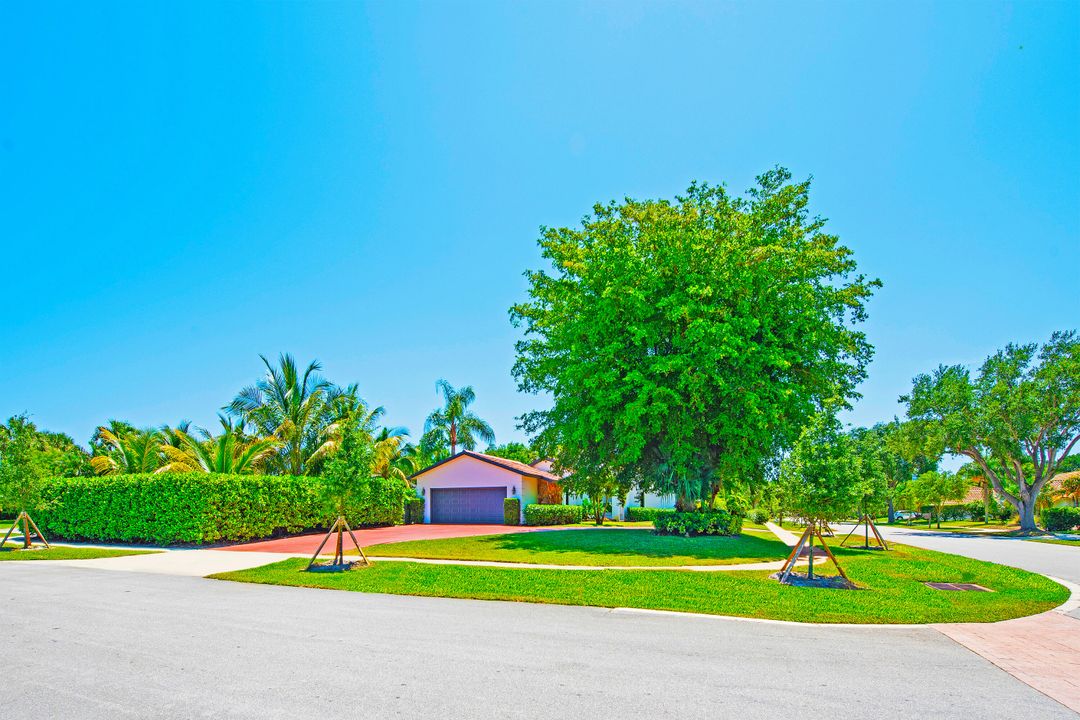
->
511, 170, 878, 508
903, 331, 1079, 531
483, 442, 534, 464
423, 380, 495, 456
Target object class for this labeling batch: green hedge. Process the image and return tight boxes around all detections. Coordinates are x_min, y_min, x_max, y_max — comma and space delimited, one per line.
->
624, 506, 674, 522
653, 510, 741, 536
524, 503, 583, 526
37, 473, 406, 545
504, 497, 521, 526
1041, 506, 1080, 533
404, 496, 425, 525
747, 507, 770, 525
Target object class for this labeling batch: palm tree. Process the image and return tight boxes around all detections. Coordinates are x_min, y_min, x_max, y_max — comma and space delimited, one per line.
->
372, 426, 417, 484
158, 416, 281, 474
90, 422, 165, 475
227, 354, 337, 476
424, 380, 495, 456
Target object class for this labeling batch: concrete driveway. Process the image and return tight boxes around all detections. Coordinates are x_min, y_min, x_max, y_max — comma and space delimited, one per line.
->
1, 562, 1076, 720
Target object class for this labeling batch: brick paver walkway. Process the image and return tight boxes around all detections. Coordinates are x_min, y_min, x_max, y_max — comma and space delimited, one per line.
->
935, 610, 1080, 713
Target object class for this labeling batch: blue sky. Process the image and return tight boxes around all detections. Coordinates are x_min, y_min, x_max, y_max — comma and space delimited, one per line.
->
1, 1, 1077, 453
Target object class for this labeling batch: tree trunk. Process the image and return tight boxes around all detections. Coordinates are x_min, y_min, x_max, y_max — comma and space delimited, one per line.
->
676, 495, 695, 512
1017, 496, 1037, 532
22, 514, 30, 549
887, 498, 895, 524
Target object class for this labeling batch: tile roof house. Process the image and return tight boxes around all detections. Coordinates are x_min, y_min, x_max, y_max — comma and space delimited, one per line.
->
409, 451, 563, 524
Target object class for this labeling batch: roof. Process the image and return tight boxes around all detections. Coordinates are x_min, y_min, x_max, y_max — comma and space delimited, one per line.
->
409, 450, 561, 483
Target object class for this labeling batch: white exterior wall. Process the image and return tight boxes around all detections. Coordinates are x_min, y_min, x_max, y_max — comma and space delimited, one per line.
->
564, 491, 677, 520
414, 456, 532, 523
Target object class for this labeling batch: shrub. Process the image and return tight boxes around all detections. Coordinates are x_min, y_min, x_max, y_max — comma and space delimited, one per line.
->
504, 497, 521, 526
524, 503, 583, 526
36, 473, 406, 545
653, 510, 741, 537
747, 507, 769, 525
624, 506, 674, 522
1041, 506, 1080, 533
404, 496, 425, 524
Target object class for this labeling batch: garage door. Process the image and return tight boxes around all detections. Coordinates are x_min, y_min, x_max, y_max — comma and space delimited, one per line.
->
430, 487, 507, 524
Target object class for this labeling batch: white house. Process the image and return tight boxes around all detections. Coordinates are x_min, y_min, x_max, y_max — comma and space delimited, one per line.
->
410, 451, 562, 524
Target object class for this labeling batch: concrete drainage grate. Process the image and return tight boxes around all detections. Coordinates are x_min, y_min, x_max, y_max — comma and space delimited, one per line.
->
924, 582, 993, 592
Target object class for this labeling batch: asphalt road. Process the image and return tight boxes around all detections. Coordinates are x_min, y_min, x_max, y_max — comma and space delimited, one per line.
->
866, 523, 1080, 597
2, 563, 1076, 719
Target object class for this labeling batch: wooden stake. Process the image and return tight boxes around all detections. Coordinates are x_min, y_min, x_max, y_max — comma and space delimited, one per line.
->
24, 512, 50, 549
0, 511, 22, 548
307, 516, 370, 570
813, 524, 850, 582
778, 525, 812, 584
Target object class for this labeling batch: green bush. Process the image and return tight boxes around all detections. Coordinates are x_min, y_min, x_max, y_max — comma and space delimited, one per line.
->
747, 507, 769, 525
1041, 506, 1080, 533
37, 473, 406, 545
624, 506, 674, 522
653, 510, 742, 537
504, 497, 521, 526
404, 496, 425, 524
524, 503, 583, 526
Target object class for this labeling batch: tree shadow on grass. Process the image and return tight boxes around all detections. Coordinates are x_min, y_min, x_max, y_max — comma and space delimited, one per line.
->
454, 529, 790, 564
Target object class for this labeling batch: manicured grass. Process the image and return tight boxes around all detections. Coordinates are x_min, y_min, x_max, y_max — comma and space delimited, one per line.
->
888, 520, 1019, 534
363, 529, 789, 566
1030, 537, 1080, 547
0, 542, 158, 561
212, 543, 1068, 624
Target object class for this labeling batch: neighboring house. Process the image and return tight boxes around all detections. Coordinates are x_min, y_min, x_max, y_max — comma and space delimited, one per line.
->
410, 451, 561, 524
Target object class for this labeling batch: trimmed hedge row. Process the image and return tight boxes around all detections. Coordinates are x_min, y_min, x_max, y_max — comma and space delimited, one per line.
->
504, 498, 521, 525
524, 503, 583, 526
653, 510, 741, 536
624, 506, 674, 522
1041, 506, 1080, 533
37, 473, 406, 545
404, 496, 425, 524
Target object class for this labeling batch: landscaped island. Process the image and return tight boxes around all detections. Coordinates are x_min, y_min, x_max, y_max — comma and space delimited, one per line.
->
210, 536, 1068, 625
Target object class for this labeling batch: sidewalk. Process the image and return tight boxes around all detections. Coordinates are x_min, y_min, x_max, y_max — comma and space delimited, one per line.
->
22, 549, 289, 576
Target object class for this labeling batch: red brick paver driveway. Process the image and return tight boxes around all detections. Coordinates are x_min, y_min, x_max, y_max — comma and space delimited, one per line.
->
935, 610, 1080, 713
220, 524, 550, 555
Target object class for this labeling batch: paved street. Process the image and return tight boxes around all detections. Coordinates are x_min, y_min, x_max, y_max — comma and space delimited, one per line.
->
869, 523, 1080, 592
2, 562, 1076, 719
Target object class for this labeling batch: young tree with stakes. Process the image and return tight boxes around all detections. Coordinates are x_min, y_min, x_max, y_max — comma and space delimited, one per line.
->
0, 415, 52, 550
777, 412, 862, 584
306, 414, 377, 570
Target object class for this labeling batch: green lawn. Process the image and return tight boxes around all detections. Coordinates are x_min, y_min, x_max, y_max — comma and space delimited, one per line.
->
1030, 537, 1080, 547
212, 543, 1067, 624
0, 542, 158, 561
362, 529, 789, 567
905, 520, 1020, 534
